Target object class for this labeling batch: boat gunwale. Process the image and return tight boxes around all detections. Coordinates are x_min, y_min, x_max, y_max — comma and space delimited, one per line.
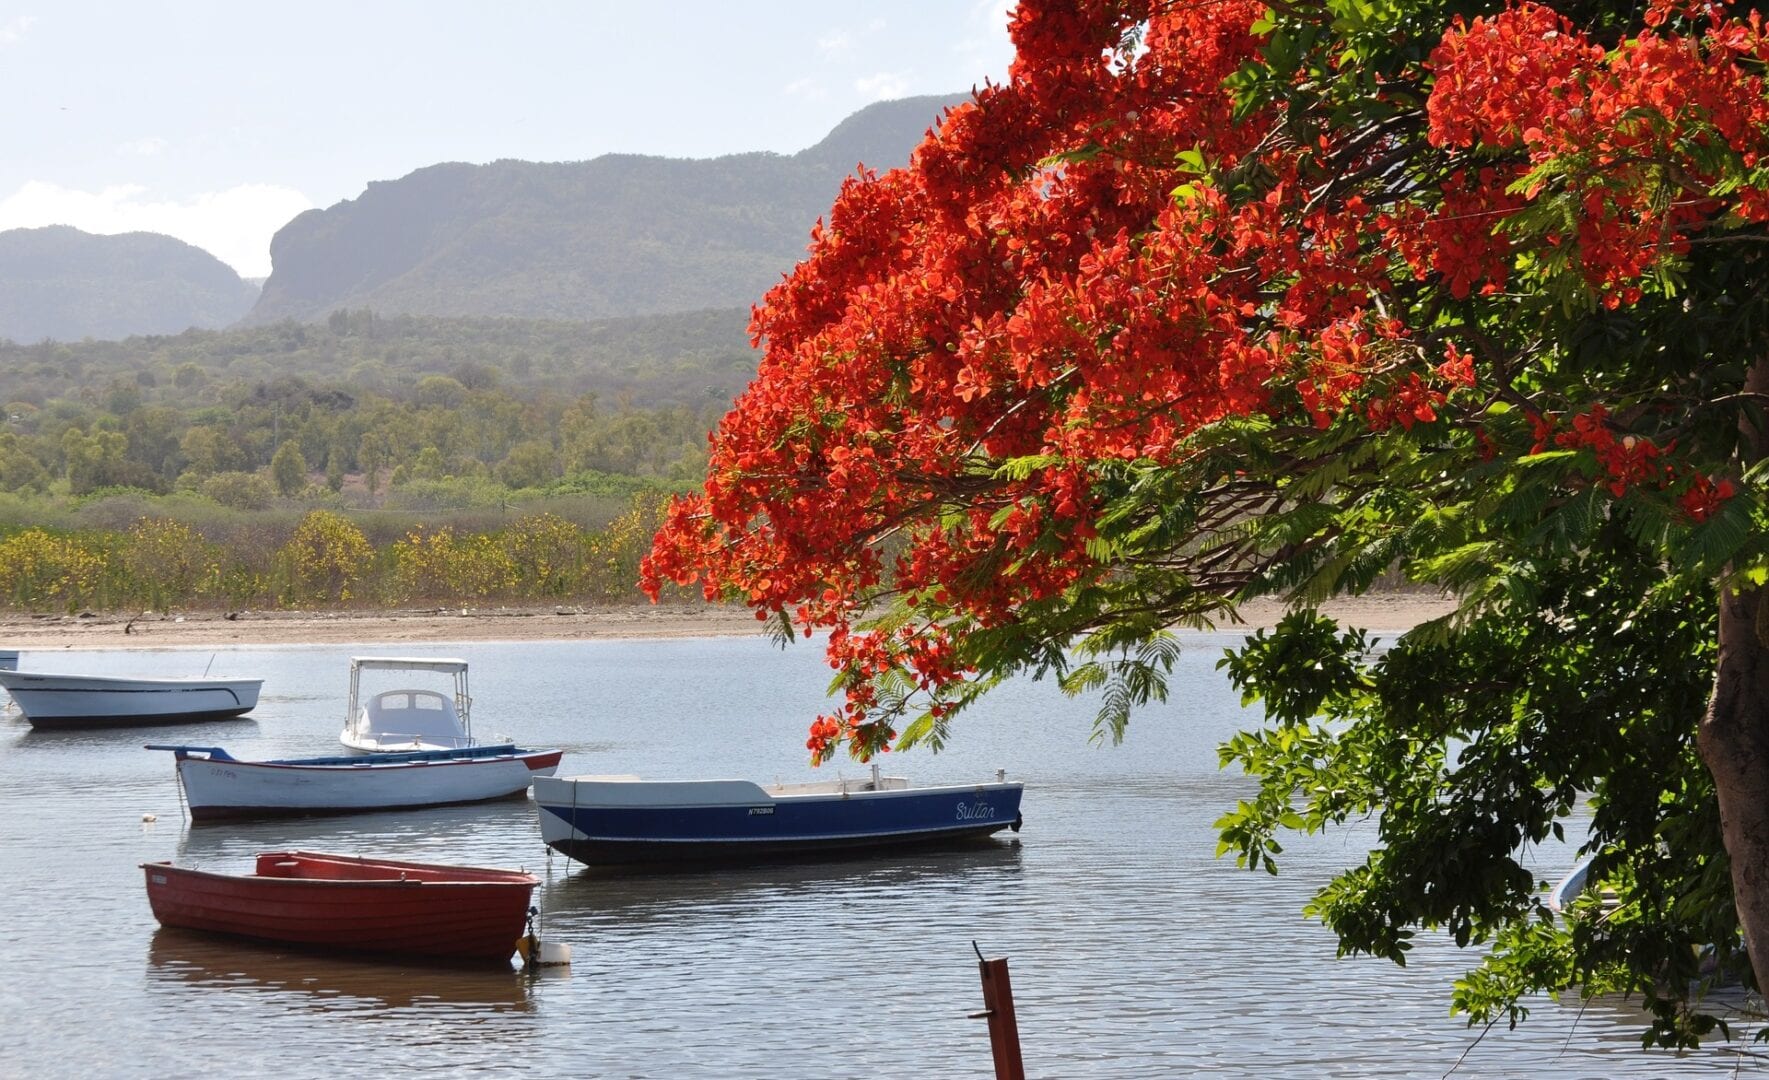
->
155, 744, 562, 771
141, 854, 539, 889
0, 671, 263, 689
534, 776, 1023, 808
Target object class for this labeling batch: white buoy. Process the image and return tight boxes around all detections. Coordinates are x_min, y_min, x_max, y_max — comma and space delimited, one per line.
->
537, 941, 572, 966
141, 812, 157, 823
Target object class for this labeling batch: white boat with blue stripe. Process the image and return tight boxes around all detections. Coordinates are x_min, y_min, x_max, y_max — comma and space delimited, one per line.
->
0, 668, 262, 729
532, 765, 1024, 866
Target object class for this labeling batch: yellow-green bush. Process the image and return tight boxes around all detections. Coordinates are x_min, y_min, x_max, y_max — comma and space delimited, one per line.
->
390, 525, 516, 602
0, 491, 675, 612
0, 528, 105, 611
503, 513, 591, 598
121, 517, 220, 609
277, 510, 374, 606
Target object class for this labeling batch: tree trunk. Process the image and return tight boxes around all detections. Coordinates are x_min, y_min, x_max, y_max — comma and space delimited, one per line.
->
1700, 584, 1769, 984
1698, 354, 1769, 985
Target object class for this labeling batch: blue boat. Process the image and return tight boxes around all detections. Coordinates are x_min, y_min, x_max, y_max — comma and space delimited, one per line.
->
531, 766, 1024, 866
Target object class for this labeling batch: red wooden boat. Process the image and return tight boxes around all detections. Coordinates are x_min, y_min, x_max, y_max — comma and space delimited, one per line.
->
140, 851, 539, 963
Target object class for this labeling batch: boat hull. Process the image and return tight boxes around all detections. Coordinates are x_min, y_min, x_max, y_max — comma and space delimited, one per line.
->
163, 744, 563, 820
533, 776, 1024, 866
0, 670, 262, 728
141, 850, 538, 963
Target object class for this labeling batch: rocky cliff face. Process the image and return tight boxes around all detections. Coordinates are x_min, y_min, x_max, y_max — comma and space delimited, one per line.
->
246, 94, 966, 326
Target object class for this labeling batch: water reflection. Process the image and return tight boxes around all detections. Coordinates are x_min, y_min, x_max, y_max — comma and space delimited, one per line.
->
9, 717, 259, 749
146, 929, 533, 1013
173, 797, 542, 858
540, 839, 1025, 924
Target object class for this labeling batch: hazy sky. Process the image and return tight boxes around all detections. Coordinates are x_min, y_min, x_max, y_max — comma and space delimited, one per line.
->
0, 2, 1014, 277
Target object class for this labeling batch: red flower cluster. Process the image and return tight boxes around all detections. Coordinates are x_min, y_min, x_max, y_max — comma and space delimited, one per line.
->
1532, 404, 1737, 521
1381, 168, 1527, 300
1428, 2, 1769, 303
1680, 474, 1738, 522
1554, 406, 1665, 496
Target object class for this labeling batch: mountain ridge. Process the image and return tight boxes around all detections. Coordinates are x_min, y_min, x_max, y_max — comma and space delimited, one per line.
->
246, 93, 967, 326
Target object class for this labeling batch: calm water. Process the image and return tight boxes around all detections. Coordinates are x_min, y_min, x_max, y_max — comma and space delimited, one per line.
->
0, 633, 1753, 1078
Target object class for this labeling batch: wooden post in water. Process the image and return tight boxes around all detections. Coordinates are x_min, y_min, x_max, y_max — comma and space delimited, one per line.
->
969, 942, 1025, 1080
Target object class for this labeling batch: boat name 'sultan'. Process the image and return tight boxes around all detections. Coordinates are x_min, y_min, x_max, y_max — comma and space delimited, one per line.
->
956, 801, 999, 821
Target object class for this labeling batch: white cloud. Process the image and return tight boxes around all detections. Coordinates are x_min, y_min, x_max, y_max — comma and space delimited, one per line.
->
783, 77, 825, 101
0, 181, 313, 278
116, 137, 169, 157
854, 72, 910, 101
0, 15, 37, 48
816, 30, 851, 57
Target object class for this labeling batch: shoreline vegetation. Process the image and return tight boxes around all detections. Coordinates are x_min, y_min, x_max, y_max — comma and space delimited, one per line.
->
0, 593, 1458, 651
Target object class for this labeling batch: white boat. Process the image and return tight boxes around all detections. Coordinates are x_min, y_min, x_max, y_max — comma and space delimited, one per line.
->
340, 656, 475, 752
0, 668, 262, 729
1548, 856, 1622, 916
1547, 858, 1593, 914
147, 742, 565, 820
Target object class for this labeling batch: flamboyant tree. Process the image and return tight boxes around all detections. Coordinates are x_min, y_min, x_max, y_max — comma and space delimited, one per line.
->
644, 0, 1769, 1044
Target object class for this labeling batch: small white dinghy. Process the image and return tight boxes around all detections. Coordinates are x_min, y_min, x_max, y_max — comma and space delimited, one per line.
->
0, 666, 262, 729
340, 656, 475, 752
148, 743, 565, 820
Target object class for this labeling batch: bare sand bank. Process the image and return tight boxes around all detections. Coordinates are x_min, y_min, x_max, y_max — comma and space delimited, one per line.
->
0, 593, 1456, 652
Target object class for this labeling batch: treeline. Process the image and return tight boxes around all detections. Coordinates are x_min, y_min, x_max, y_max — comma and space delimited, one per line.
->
2, 307, 755, 410
0, 501, 682, 613
0, 310, 757, 505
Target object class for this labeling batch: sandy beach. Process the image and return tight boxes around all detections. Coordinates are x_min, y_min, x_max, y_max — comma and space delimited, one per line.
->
0, 593, 1457, 650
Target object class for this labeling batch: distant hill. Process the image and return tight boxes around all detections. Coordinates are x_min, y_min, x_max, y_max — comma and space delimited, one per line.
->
0, 226, 259, 342
247, 94, 967, 326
